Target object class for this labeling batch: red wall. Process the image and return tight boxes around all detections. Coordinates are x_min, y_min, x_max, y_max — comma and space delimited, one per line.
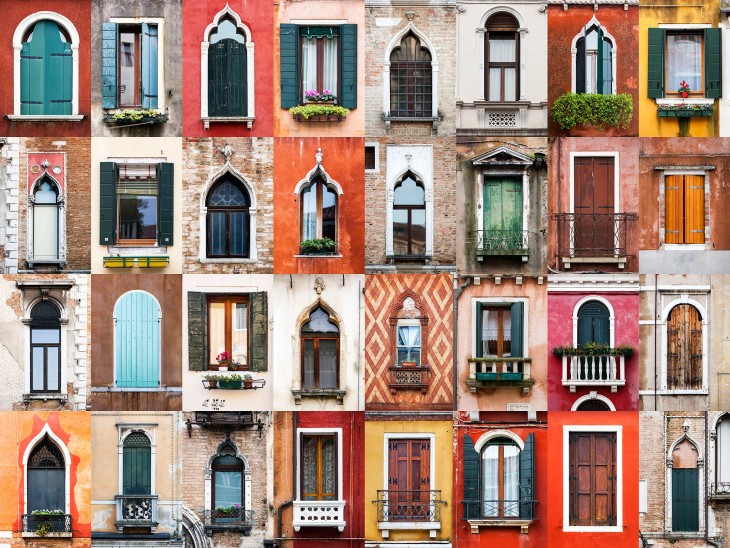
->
274, 137, 365, 274
182, 0, 274, 136
548, 292, 639, 410
0, 0, 91, 136
547, 411, 639, 547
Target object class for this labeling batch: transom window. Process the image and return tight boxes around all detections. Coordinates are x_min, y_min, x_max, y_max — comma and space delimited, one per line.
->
393, 174, 426, 256
666, 304, 703, 391
30, 300, 61, 393
485, 13, 519, 102
389, 32, 432, 117
301, 434, 337, 500
575, 25, 613, 95
300, 176, 337, 244
208, 297, 248, 369
206, 177, 251, 258
123, 431, 152, 495
301, 307, 339, 390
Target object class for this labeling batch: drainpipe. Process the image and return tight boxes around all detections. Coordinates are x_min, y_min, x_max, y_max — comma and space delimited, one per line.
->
705, 412, 720, 548
654, 273, 659, 411
453, 274, 473, 411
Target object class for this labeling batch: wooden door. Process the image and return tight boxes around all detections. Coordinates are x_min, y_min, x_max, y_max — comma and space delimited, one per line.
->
574, 157, 614, 255
388, 439, 431, 521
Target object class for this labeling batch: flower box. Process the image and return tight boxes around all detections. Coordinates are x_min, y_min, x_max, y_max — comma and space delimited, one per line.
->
476, 372, 499, 381
657, 107, 713, 118
219, 379, 243, 389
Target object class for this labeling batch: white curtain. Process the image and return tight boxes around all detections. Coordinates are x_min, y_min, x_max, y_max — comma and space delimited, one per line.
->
301, 184, 317, 240
481, 446, 499, 516
719, 419, 730, 484
503, 445, 520, 516
33, 205, 58, 261
667, 34, 702, 92
323, 37, 338, 93
504, 68, 516, 101
301, 39, 317, 95
489, 38, 515, 63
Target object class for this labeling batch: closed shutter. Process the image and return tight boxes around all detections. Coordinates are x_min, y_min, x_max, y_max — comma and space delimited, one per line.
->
575, 38, 586, 94
463, 434, 481, 519
123, 441, 152, 495
28, 468, 65, 512
519, 433, 535, 519
577, 301, 610, 346
388, 439, 400, 508
99, 162, 117, 245
475, 302, 484, 358
704, 28, 722, 99
115, 292, 160, 388
510, 302, 524, 358
667, 304, 703, 390
665, 175, 682, 244
157, 163, 174, 245
141, 23, 159, 109
209, 40, 247, 117
46, 23, 73, 115
208, 40, 227, 117
339, 24, 357, 109
280, 24, 299, 108
102, 22, 118, 109
249, 292, 268, 372
484, 178, 522, 236
229, 40, 247, 116
569, 432, 616, 527
388, 438, 430, 520
672, 468, 699, 531
685, 175, 705, 244
647, 28, 665, 98
574, 157, 614, 255
187, 292, 208, 371
596, 27, 604, 94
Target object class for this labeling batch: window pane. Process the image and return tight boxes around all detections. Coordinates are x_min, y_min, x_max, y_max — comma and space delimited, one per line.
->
411, 209, 426, 255
209, 302, 226, 364
321, 436, 336, 500
207, 179, 248, 207
303, 339, 315, 389
34, 204, 58, 261
667, 34, 702, 92
602, 41, 613, 95
119, 195, 157, 240
489, 38, 515, 62
229, 211, 249, 256
208, 211, 226, 256
301, 185, 317, 241
322, 185, 336, 241
503, 445, 520, 516
393, 210, 408, 255
301, 39, 317, 96
323, 37, 338, 93
481, 445, 499, 516
394, 177, 424, 206
32, 329, 60, 344
301, 435, 318, 499
231, 303, 248, 365
214, 470, 242, 508
210, 19, 245, 44
32, 347, 45, 391
119, 31, 137, 106
504, 68, 516, 101
46, 348, 59, 391
489, 68, 502, 101
719, 419, 730, 483
319, 339, 338, 389
397, 326, 421, 365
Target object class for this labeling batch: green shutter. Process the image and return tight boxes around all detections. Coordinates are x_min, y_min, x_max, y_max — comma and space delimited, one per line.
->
596, 27, 604, 95
463, 434, 480, 519
123, 445, 151, 495
672, 468, 699, 532
575, 38, 586, 94
475, 302, 483, 358
705, 28, 722, 99
510, 302, 524, 358
519, 433, 535, 519
647, 28, 665, 98
280, 24, 299, 108
339, 24, 357, 109
577, 301, 610, 346
208, 40, 226, 116
187, 292, 208, 371
249, 292, 268, 372
230, 40, 247, 116
99, 162, 117, 245
209, 40, 247, 117
157, 163, 174, 246
141, 23, 159, 109
102, 22, 118, 109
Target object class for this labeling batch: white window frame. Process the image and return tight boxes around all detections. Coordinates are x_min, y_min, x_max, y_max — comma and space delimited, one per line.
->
571, 295, 616, 348
113, 290, 162, 390
478, 7, 527, 103
117, 424, 157, 497
296, 427, 344, 502
665, 434, 704, 533
204, 439, 252, 517
657, 169, 711, 250
27, 159, 67, 268
471, 297, 529, 358
570, 16, 617, 95
571, 392, 617, 411
22, 422, 72, 515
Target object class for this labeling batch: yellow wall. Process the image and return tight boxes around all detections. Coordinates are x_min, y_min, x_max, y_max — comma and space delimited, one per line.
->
639, 0, 720, 137
364, 419, 453, 542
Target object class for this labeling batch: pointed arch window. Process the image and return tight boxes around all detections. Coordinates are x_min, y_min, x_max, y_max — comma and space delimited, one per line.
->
671, 438, 699, 532
301, 306, 339, 390
208, 18, 247, 117
393, 173, 426, 257
28, 435, 66, 513
114, 291, 161, 388
212, 443, 244, 516
300, 176, 337, 247
32, 177, 61, 262
206, 176, 251, 258
30, 300, 61, 393
389, 32, 432, 117
667, 304, 703, 391
485, 13, 519, 102
575, 25, 613, 95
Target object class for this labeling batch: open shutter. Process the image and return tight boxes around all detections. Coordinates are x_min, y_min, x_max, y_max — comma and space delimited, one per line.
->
475, 302, 483, 358
187, 292, 208, 371
388, 440, 399, 508
685, 175, 705, 244
99, 162, 117, 245
102, 22, 118, 109
463, 434, 480, 519
575, 38, 586, 94
249, 292, 268, 372
596, 27, 604, 95
157, 163, 174, 246
20, 41, 37, 115
280, 24, 299, 108
510, 302, 524, 358
647, 28, 665, 98
665, 175, 682, 244
141, 23, 159, 109
339, 24, 357, 109
519, 433, 535, 519
419, 439, 431, 509
705, 28, 722, 99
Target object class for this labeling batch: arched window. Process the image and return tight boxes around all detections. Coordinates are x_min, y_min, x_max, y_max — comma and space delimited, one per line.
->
671, 438, 699, 532
576, 300, 610, 347
575, 399, 611, 411
301, 306, 339, 390
716, 416, 730, 495
575, 25, 613, 95
28, 435, 65, 514
30, 300, 61, 393
393, 174, 426, 257
485, 13, 519, 102
667, 304, 702, 390
32, 177, 60, 262
300, 176, 337, 246
208, 18, 247, 117
481, 437, 520, 517
389, 32, 432, 118
206, 176, 251, 258
114, 291, 161, 388
123, 431, 152, 495
211, 443, 244, 520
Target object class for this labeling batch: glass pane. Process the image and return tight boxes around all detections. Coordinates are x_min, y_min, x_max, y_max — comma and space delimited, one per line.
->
231, 302, 248, 365
33, 205, 58, 261
119, 31, 137, 106
319, 339, 338, 389
667, 34, 702, 92
303, 339, 315, 389
35, 182, 58, 204
503, 445, 520, 516
323, 37, 338, 93
322, 185, 336, 241
481, 445, 499, 516
411, 209, 426, 255
392, 210, 408, 256
719, 419, 730, 483
586, 54, 596, 93
504, 68, 516, 101
208, 211, 226, 256
394, 177, 425, 206
301, 184, 317, 241
301, 39, 317, 97
210, 18, 245, 44
46, 349, 59, 391
118, 195, 157, 240
321, 436, 336, 500
301, 435, 318, 499
585, 28, 598, 50
207, 180, 248, 207
397, 325, 421, 365
302, 307, 339, 334
602, 40, 613, 95
31, 347, 45, 391
229, 211, 249, 257
209, 302, 226, 364
32, 329, 60, 344
489, 68, 502, 101
489, 38, 515, 62
214, 471, 242, 508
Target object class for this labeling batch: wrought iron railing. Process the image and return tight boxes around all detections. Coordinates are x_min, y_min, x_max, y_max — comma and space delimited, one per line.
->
711, 482, 730, 497
554, 212, 637, 258
467, 357, 532, 382
374, 490, 443, 522
461, 499, 536, 521
474, 230, 529, 255
204, 508, 255, 534
115, 495, 158, 527
22, 514, 72, 534
561, 354, 626, 392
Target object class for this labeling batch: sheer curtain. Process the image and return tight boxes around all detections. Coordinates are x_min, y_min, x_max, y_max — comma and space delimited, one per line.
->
488, 38, 516, 101
301, 38, 317, 95
301, 184, 317, 241
667, 34, 702, 92
481, 446, 499, 516
323, 37, 338, 93
319, 339, 338, 389
503, 445, 520, 516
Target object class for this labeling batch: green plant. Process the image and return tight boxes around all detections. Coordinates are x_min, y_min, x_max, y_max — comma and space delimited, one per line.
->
613, 344, 635, 357
243, 374, 253, 380
35, 522, 53, 537
289, 104, 350, 120
300, 237, 337, 255
551, 92, 633, 131
31, 509, 64, 515
112, 108, 167, 124
228, 373, 242, 382
203, 374, 219, 381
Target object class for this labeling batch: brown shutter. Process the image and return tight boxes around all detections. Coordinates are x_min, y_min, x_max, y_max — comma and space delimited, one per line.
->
689, 305, 703, 389
665, 175, 682, 244
685, 175, 705, 244
668, 304, 703, 390
569, 432, 617, 527
388, 440, 400, 507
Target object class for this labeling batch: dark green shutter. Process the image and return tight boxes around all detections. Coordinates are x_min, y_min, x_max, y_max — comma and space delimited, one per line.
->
475, 302, 483, 358
510, 302, 524, 358
188, 292, 208, 371
209, 40, 247, 117
463, 434, 480, 519
249, 292, 268, 372
208, 41, 226, 116
577, 301, 610, 346
123, 445, 151, 495
99, 162, 117, 245
575, 38, 586, 94
672, 468, 699, 532
280, 24, 299, 108
339, 24, 357, 109
141, 23, 159, 109
596, 27, 604, 95
157, 163, 174, 246
102, 23, 118, 109
519, 433, 535, 519
705, 28, 722, 99
647, 28, 665, 98
230, 41, 247, 116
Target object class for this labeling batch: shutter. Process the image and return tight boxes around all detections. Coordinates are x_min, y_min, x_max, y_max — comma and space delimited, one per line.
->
593, 432, 616, 526
463, 434, 480, 519
576, 38, 586, 94
230, 40, 247, 116
43, 21, 72, 115
685, 175, 705, 244
339, 24, 357, 109
28, 469, 65, 512
519, 433, 535, 519
157, 163, 174, 246
510, 302, 524, 358
475, 302, 483, 358
689, 305, 703, 389
665, 175, 682, 244
280, 24, 299, 108
593, 157, 615, 252
420, 438, 431, 487
248, 292, 268, 372
187, 292, 208, 371
20, 41, 37, 115
141, 23, 159, 109
99, 162, 117, 245
115, 292, 160, 388
388, 440, 399, 509
596, 27, 604, 94
102, 22, 118, 109
704, 28, 722, 99
123, 445, 151, 495
672, 468, 699, 532
647, 28, 665, 98
208, 40, 226, 117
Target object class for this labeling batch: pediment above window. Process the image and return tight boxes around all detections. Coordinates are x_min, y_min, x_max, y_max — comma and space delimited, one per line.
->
470, 146, 535, 167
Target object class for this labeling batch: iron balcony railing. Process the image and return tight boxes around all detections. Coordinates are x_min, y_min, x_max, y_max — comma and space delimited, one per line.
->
115, 494, 159, 528
22, 514, 72, 534
473, 230, 529, 256
711, 482, 730, 497
561, 354, 626, 393
204, 508, 255, 535
374, 490, 443, 522
461, 499, 536, 521
554, 212, 637, 259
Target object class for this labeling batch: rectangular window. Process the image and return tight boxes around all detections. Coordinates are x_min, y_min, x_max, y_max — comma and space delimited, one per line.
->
665, 174, 705, 245
569, 431, 617, 527
666, 32, 703, 96
117, 164, 158, 246
475, 302, 524, 359
301, 434, 337, 501
208, 297, 249, 369
396, 321, 421, 366
387, 438, 431, 521
301, 27, 339, 98
365, 145, 377, 171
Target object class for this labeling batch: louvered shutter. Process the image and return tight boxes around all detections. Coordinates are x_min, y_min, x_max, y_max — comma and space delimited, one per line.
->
157, 163, 174, 245
208, 40, 227, 117
463, 434, 480, 519
419, 439, 431, 510
115, 292, 160, 388
475, 302, 483, 358
102, 23, 118, 109
141, 23, 159, 109
510, 302, 524, 358
187, 292, 208, 371
99, 162, 117, 245
249, 292, 268, 372
339, 24, 357, 109
596, 27, 604, 94
519, 433, 535, 519
45, 22, 73, 115
280, 24, 299, 108
229, 40, 247, 116
647, 28, 665, 98
704, 28, 722, 99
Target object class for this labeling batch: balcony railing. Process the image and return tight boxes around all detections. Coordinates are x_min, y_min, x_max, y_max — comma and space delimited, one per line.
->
204, 508, 255, 535
22, 514, 72, 536
461, 499, 537, 534
473, 230, 529, 258
561, 354, 626, 393
553, 212, 637, 269
293, 500, 346, 531
711, 482, 730, 500
115, 495, 159, 529
388, 364, 429, 394
466, 357, 534, 394
374, 490, 443, 522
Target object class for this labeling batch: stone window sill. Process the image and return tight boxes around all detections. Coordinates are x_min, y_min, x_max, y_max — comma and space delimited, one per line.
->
203, 116, 255, 130
292, 388, 346, 405
7, 115, 84, 122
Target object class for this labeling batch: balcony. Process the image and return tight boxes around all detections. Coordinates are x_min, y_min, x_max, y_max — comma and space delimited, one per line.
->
561, 354, 626, 393
388, 364, 430, 394
22, 513, 72, 537
374, 490, 444, 539
466, 357, 534, 394
553, 212, 637, 269
461, 499, 536, 534
115, 495, 159, 530
293, 500, 346, 531
473, 230, 529, 261
204, 508, 255, 536
710, 482, 730, 505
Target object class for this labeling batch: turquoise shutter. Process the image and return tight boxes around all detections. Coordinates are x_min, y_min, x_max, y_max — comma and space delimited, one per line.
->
519, 433, 535, 519
249, 292, 268, 372
510, 302, 524, 358
475, 302, 483, 358
672, 468, 699, 532
157, 163, 174, 246
20, 21, 71, 115
102, 22, 118, 109
115, 292, 160, 388
20, 41, 37, 115
647, 28, 665, 98
141, 23, 159, 109
705, 28, 722, 99
463, 434, 481, 519
280, 24, 299, 108
187, 292, 208, 371
339, 24, 357, 109
99, 162, 117, 245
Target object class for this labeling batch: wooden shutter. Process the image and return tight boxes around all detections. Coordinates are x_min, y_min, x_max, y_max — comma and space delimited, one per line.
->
569, 432, 616, 527
187, 292, 208, 371
141, 23, 159, 109
339, 24, 358, 109
596, 27, 604, 94
519, 433, 535, 519
672, 468, 699, 532
102, 23, 118, 109
667, 304, 703, 390
280, 24, 299, 108
704, 28, 722, 99
685, 175, 705, 244
249, 292, 268, 372
208, 39, 247, 117
28, 468, 65, 512
475, 302, 484, 358
208, 40, 227, 117
123, 443, 151, 495
577, 301, 610, 346
99, 162, 117, 245
647, 28, 665, 98
157, 163, 174, 245
463, 434, 481, 519
229, 40, 247, 116
665, 175, 682, 244
115, 292, 160, 388
575, 38, 586, 94
510, 302, 524, 358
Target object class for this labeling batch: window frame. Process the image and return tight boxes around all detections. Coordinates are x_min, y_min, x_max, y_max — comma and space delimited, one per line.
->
296, 428, 343, 503
27, 167, 66, 268
211, 445, 245, 511
22, 424, 71, 516
665, 30, 705, 98
300, 332, 340, 391
657, 169, 710, 250
365, 143, 379, 173
299, 26, 341, 102
29, 302, 62, 394
484, 14, 520, 103
570, 18, 617, 95
388, 32, 433, 118
118, 25, 143, 108
299, 176, 339, 247
479, 437, 521, 519
117, 424, 156, 498
659, 295, 708, 394
207, 296, 250, 370
396, 318, 421, 366
392, 173, 427, 257
115, 163, 160, 247
472, 297, 529, 359
205, 178, 251, 259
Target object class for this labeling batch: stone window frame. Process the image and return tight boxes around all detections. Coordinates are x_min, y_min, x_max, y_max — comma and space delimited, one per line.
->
665, 432, 705, 534
655, 167, 712, 251
477, 7, 527, 103
204, 437, 252, 518
22, 422, 72, 517
570, 16, 617, 95
388, 291, 430, 394
26, 157, 67, 269
116, 423, 158, 499
471, 296, 529, 358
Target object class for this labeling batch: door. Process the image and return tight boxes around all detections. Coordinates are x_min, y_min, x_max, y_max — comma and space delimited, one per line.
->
666, 304, 703, 390
573, 157, 615, 255
483, 177, 522, 251
569, 432, 616, 527
388, 439, 431, 521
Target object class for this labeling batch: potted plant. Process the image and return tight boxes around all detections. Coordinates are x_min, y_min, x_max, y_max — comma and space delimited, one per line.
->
216, 351, 230, 371
30, 509, 64, 536
110, 108, 168, 126
304, 89, 337, 104
203, 374, 219, 389
219, 373, 242, 389
213, 503, 241, 523
289, 104, 350, 122
243, 374, 253, 389
678, 80, 691, 98
300, 237, 337, 255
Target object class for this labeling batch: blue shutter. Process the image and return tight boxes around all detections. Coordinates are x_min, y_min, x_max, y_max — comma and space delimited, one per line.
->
519, 433, 535, 519
510, 302, 524, 358
463, 434, 481, 519
115, 292, 160, 388
20, 20, 71, 115
339, 24, 357, 109
157, 163, 174, 245
141, 23, 159, 109
280, 24, 299, 108
102, 22, 118, 109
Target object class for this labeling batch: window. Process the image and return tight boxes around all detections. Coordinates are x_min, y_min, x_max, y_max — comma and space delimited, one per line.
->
114, 291, 161, 388
386, 438, 431, 521
123, 431, 152, 495
671, 438, 699, 532
667, 32, 702, 96
666, 304, 703, 390
482, 176, 524, 253
301, 433, 337, 500
30, 301, 61, 393
389, 32, 432, 117
365, 145, 377, 172
301, 306, 339, 390
279, 24, 357, 109
485, 13, 519, 102
577, 300, 610, 347
575, 24, 613, 95
568, 431, 616, 527
575, 399, 611, 411
572, 156, 616, 256
208, 19, 247, 117
475, 303, 524, 359
208, 297, 248, 368
393, 174, 426, 256
102, 22, 159, 109
481, 437, 520, 518
212, 443, 244, 512
715, 416, 730, 495
665, 174, 705, 245
300, 176, 337, 245
28, 435, 66, 513
396, 320, 421, 366
31, 178, 61, 262
99, 162, 174, 247
206, 176, 251, 258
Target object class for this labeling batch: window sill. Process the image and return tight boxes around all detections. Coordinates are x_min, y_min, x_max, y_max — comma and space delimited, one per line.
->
23, 393, 68, 404
294, 254, 343, 258
203, 116, 255, 130
292, 388, 346, 405
22, 532, 73, 538
387, 255, 433, 264
656, 389, 709, 395
561, 256, 627, 269
92, 386, 183, 393
103, 110, 168, 127
467, 519, 532, 535
199, 257, 257, 264
562, 525, 623, 533
27, 259, 66, 269
382, 114, 441, 132
661, 244, 708, 251
292, 114, 346, 123
656, 98, 715, 107
6, 115, 84, 122
379, 521, 441, 539
108, 244, 168, 254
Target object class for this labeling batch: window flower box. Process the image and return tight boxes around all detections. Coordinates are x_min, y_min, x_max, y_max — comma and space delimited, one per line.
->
299, 237, 337, 255
657, 105, 713, 118
104, 109, 168, 126
289, 104, 349, 122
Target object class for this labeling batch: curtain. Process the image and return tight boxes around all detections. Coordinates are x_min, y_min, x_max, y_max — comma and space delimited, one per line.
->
503, 445, 520, 516
481, 445, 499, 516
301, 435, 317, 499
214, 470, 242, 507
667, 34, 702, 92
323, 37, 338, 93
34, 204, 58, 261
397, 325, 421, 364
319, 339, 338, 389
301, 184, 317, 240
504, 68, 516, 101
303, 339, 315, 389
209, 301, 225, 363
321, 436, 336, 500
719, 419, 730, 484
489, 38, 515, 62
301, 39, 317, 95
232, 302, 248, 364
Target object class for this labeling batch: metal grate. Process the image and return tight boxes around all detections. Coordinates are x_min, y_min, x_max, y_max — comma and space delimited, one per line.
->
487, 111, 517, 127
29, 437, 64, 468
389, 33, 432, 117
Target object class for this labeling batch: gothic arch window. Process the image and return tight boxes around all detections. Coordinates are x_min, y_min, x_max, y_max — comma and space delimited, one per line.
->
671, 438, 700, 532
485, 12, 519, 102
30, 175, 62, 264
30, 300, 62, 393
206, 176, 251, 258
392, 173, 426, 257
389, 32, 432, 118
114, 291, 161, 388
28, 435, 66, 513
301, 306, 340, 390
716, 415, 730, 495
300, 176, 337, 248
573, 21, 615, 95
211, 443, 245, 519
